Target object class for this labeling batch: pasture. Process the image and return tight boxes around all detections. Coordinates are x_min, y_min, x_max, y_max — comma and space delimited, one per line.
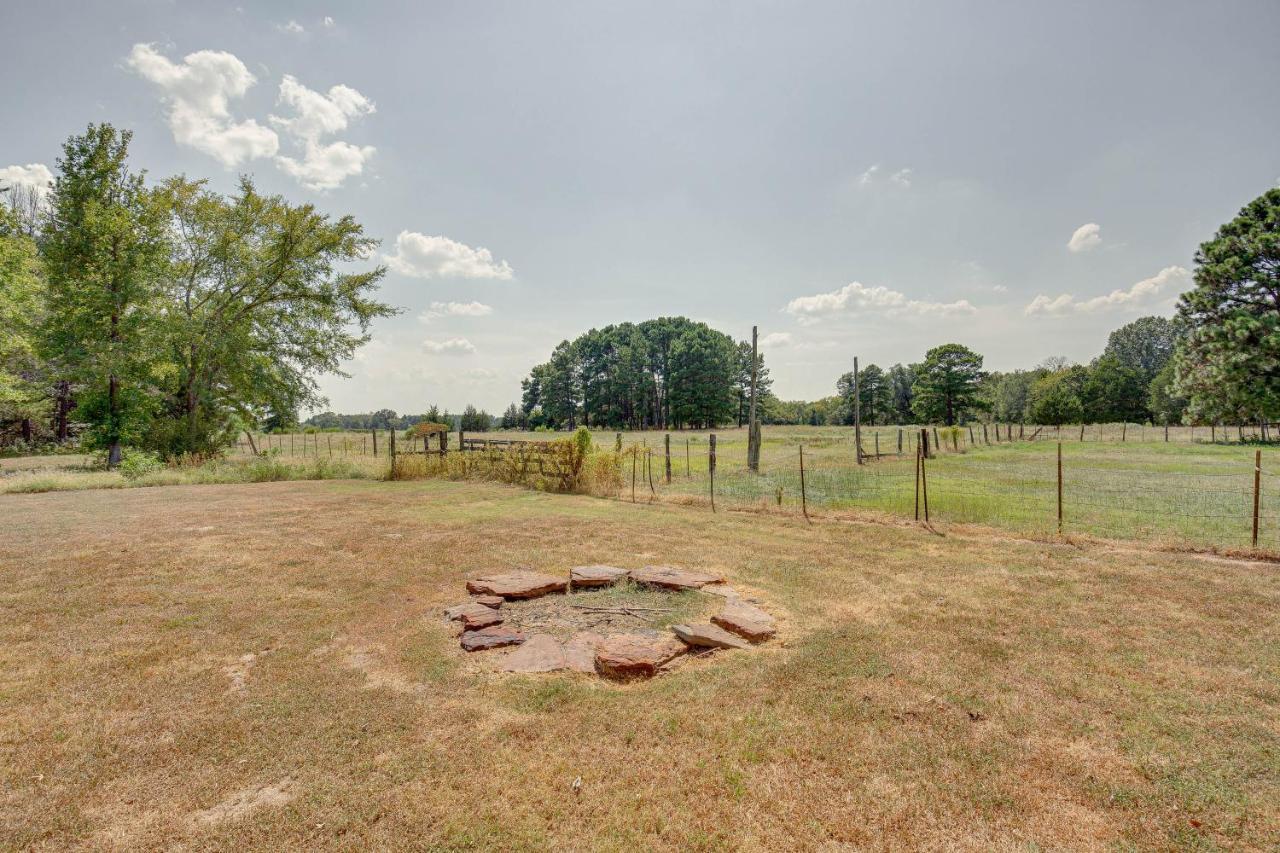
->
2, 477, 1277, 849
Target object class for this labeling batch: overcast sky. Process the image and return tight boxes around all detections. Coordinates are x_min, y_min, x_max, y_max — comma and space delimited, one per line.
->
3, 1, 1278, 414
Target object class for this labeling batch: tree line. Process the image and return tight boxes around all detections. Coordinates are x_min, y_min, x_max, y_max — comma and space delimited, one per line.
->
303, 405, 496, 432
516, 317, 769, 430
0, 124, 392, 464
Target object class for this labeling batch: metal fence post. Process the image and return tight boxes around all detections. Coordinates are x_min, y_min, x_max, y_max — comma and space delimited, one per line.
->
1253, 450, 1262, 548
1057, 442, 1063, 534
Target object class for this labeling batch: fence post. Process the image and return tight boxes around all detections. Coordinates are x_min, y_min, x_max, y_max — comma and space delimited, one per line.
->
969, 425, 975, 445
914, 437, 921, 521
664, 433, 672, 483
920, 438, 930, 523
631, 448, 637, 502
1080, 423, 1085, 441
933, 426, 940, 451
1057, 442, 1064, 534
921, 427, 931, 459
875, 432, 880, 458
648, 449, 657, 497
898, 428, 904, 455
1121, 423, 1127, 442
390, 427, 397, 476
1253, 449, 1262, 548
1165, 423, 1169, 442
853, 356, 863, 465
982, 423, 988, 444
799, 444, 809, 521
709, 433, 717, 512
686, 438, 691, 477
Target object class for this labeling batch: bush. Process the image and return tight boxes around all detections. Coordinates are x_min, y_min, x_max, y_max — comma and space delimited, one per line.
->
117, 448, 164, 480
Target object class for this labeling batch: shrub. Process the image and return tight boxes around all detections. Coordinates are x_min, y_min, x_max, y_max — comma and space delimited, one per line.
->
117, 448, 164, 480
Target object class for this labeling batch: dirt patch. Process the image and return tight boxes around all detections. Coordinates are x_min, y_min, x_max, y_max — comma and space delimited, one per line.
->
190, 777, 297, 825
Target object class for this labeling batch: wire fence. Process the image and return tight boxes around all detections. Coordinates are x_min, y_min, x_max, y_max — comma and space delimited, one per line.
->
230, 425, 1280, 552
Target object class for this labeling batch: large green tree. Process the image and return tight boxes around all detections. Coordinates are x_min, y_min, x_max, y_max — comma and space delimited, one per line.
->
1081, 356, 1149, 423
911, 344, 985, 425
1175, 187, 1280, 423
148, 176, 393, 455
1027, 370, 1084, 425
40, 125, 168, 466
1103, 315, 1181, 382
0, 204, 47, 442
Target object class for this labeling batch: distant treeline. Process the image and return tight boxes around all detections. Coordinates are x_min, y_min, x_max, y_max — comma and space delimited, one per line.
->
304, 405, 495, 432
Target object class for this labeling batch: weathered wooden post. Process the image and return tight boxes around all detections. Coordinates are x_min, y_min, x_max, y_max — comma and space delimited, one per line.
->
664, 433, 672, 483
371, 428, 377, 456
933, 426, 940, 451
920, 430, 930, 522
389, 427, 397, 476
1057, 442, 1063, 534
914, 437, 921, 521
853, 356, 863, 465
631, 448, 637, 503
799, 444, 809, 521
747, 326, 762, 472
982, 423, 988, 444
1253, 450, 1262, 548
686, 438, 691, 477
898, 428, 904, 455
709, 433, 717, 512
969, 425, 975, 445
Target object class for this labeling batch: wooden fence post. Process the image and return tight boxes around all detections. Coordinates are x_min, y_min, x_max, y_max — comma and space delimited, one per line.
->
664, 433, 672, 483
709, 434, 717, 512
1253, 449, 1262, 548
969, 425, 975, 444
982, 423, 988, 444
853, 356, 863, 465
389, 427, 397, 476
648, 449, 657, 497
799, 445, 809, 522
1080, 423, 1085, 441
1121, 423, 1127, 442
1057, 442, 1063, 534
933, 426, 940, 451
686, 438, 691, 477
371, 429, 377, 456
898, 428, 904, 455
631, 448, 637, 503
914, 437, 921, 521
920, 435, 930, 523
875, 432, 880, 458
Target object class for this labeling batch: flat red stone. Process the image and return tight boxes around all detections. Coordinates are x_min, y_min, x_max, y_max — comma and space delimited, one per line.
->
460, 626, 525, 652
672, 622, 750, 651
711, 599, 776, 643
630, 566, 723, 590
466, 571, 568, 600
569, 565, 629, 588
594, 632, 687, 680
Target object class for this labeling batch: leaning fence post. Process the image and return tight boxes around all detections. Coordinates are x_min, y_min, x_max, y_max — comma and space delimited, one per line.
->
709, 433, 717, 512
648, 449, 657, 497
1253, 449, 1262, 548
969, 425, 975, 445
799, 444, 809, 522
1057, 442, 1063, 534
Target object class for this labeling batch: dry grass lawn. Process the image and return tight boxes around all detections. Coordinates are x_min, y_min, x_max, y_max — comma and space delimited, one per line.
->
1, 479, 1277, 850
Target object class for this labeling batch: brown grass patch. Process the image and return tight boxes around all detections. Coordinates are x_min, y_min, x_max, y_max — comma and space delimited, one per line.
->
1, 478, 1277, 849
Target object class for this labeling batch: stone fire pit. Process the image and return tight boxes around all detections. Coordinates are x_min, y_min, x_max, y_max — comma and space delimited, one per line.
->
442, 566, 777, 681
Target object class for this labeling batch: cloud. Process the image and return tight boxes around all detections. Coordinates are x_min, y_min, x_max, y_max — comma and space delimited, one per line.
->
858, 165, 880, 186
422, 337, 476, 355
1067, 222, 1102, 253
322, 16, 335, 28
277, 20, 306, 35
271, 75, 375, 190
1024, 265, 1191, 315
126, 44, 279, 168
0, 163, 53, 194
418, 301, 494, 322
760, 332, 793, 347
991, 284, 1009, 293
385, 232, 514, 280
889, 168, 913, 188
784, 281, 976, 324
857, 164, 912, 188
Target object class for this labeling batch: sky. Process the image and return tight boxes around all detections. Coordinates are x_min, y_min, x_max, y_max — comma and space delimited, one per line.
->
3, 1, 1279, 415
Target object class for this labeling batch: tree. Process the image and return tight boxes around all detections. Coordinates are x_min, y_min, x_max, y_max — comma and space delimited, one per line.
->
0, 203, 47, 443
911, 344, 985, 425
1175, 188, 1280, 424
990, 370, 1036, 422
460, 404, 490, 431
40, 125, 168, 466
501, 403, 520, 429
836, 363, 890, 425
668, 325, 737, 428
1103, 315, 1181, 382
1147, 361, 1188, 425
1081, 356, 1148, 423
145, 176, 393, 456
1027, 370, 1084, 425
886, 364, 916, 423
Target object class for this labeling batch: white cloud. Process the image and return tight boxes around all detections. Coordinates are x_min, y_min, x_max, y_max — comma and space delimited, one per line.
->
271, 75, 376, 190
0, 163, 53, 194
1067, 222, 1102, 253
278, 20, 306, 35
418, 301, 494, 322
760, 332, 793, 347
126, 44, 279, 168
784, 281, 976, 324
322, 16, 336, 28
890, 168, 913, 188
1024, 265, 1191, 315
422, 337, 477, 355
385, 232, 514, 280
991, 284, 1009, 293
857, 164, 912, 188
858, 165, 880, 186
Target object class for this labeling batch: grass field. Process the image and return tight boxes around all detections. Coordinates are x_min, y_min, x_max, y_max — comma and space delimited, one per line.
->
2, 478, 1277, 849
